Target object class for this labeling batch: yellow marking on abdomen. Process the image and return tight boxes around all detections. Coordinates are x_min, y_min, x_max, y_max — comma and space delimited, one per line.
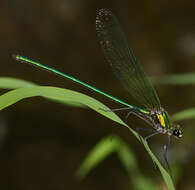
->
157, 114, 166, 127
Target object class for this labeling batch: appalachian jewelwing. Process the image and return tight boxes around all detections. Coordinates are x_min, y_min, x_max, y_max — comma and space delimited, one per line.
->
13, 8, 182, 172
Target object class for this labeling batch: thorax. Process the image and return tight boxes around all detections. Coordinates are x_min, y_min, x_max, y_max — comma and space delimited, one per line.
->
133, 107, 173, 134
149, 109, 171, 131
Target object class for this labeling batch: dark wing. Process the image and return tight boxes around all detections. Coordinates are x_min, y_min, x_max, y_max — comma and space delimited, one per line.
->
96, 9, 161, 110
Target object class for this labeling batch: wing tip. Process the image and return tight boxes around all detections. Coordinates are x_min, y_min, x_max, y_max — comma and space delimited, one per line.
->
96, 8, 112, 20
96, 8, 114, 34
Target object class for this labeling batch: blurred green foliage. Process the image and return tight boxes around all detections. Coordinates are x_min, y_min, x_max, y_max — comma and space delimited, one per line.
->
1, 74, 194, 189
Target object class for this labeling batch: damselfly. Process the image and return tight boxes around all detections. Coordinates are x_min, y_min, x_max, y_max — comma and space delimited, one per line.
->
13, 8, 182, 172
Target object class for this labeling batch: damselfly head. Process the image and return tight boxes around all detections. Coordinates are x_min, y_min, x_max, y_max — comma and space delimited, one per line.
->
172, 124, 182, 138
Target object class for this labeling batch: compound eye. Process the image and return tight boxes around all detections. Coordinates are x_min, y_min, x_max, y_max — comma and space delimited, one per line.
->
173, 129, 182, 138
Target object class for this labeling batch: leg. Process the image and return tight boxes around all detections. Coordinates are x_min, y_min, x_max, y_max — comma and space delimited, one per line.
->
135, 128, 160, 142
126, 111, 153, 127
136, 127, 155, 133
136, 128, 160, 170
137, 129, 160, 150
126, 110, 134, 119
136, 128, 159, 148
99, 107, 132, 112
145, 131, 161, 141
136, 127, 154, 137
136, 127, 155, 144
163, 135, 172, 178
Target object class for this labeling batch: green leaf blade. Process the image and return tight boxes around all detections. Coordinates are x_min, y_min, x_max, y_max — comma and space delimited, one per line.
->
0, 78, 174, 189
172, 108, 195, 121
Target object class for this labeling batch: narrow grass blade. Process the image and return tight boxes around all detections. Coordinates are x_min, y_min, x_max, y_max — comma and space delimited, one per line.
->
0, 86, 125, 126
172, 108, 195, 121
77, 135, 159, 190
153, 73, 195, 85
0, 77, 36, 89
76, 135, 118, 179
0, 77, 84, 107
116, 137, 159, 190
0, 84, 174, 189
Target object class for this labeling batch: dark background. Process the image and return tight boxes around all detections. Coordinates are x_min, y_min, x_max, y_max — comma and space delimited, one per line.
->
0, 0, 195, 189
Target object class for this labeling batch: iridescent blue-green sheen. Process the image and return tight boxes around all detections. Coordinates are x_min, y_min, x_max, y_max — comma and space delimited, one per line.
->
13, 55, 147, 113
